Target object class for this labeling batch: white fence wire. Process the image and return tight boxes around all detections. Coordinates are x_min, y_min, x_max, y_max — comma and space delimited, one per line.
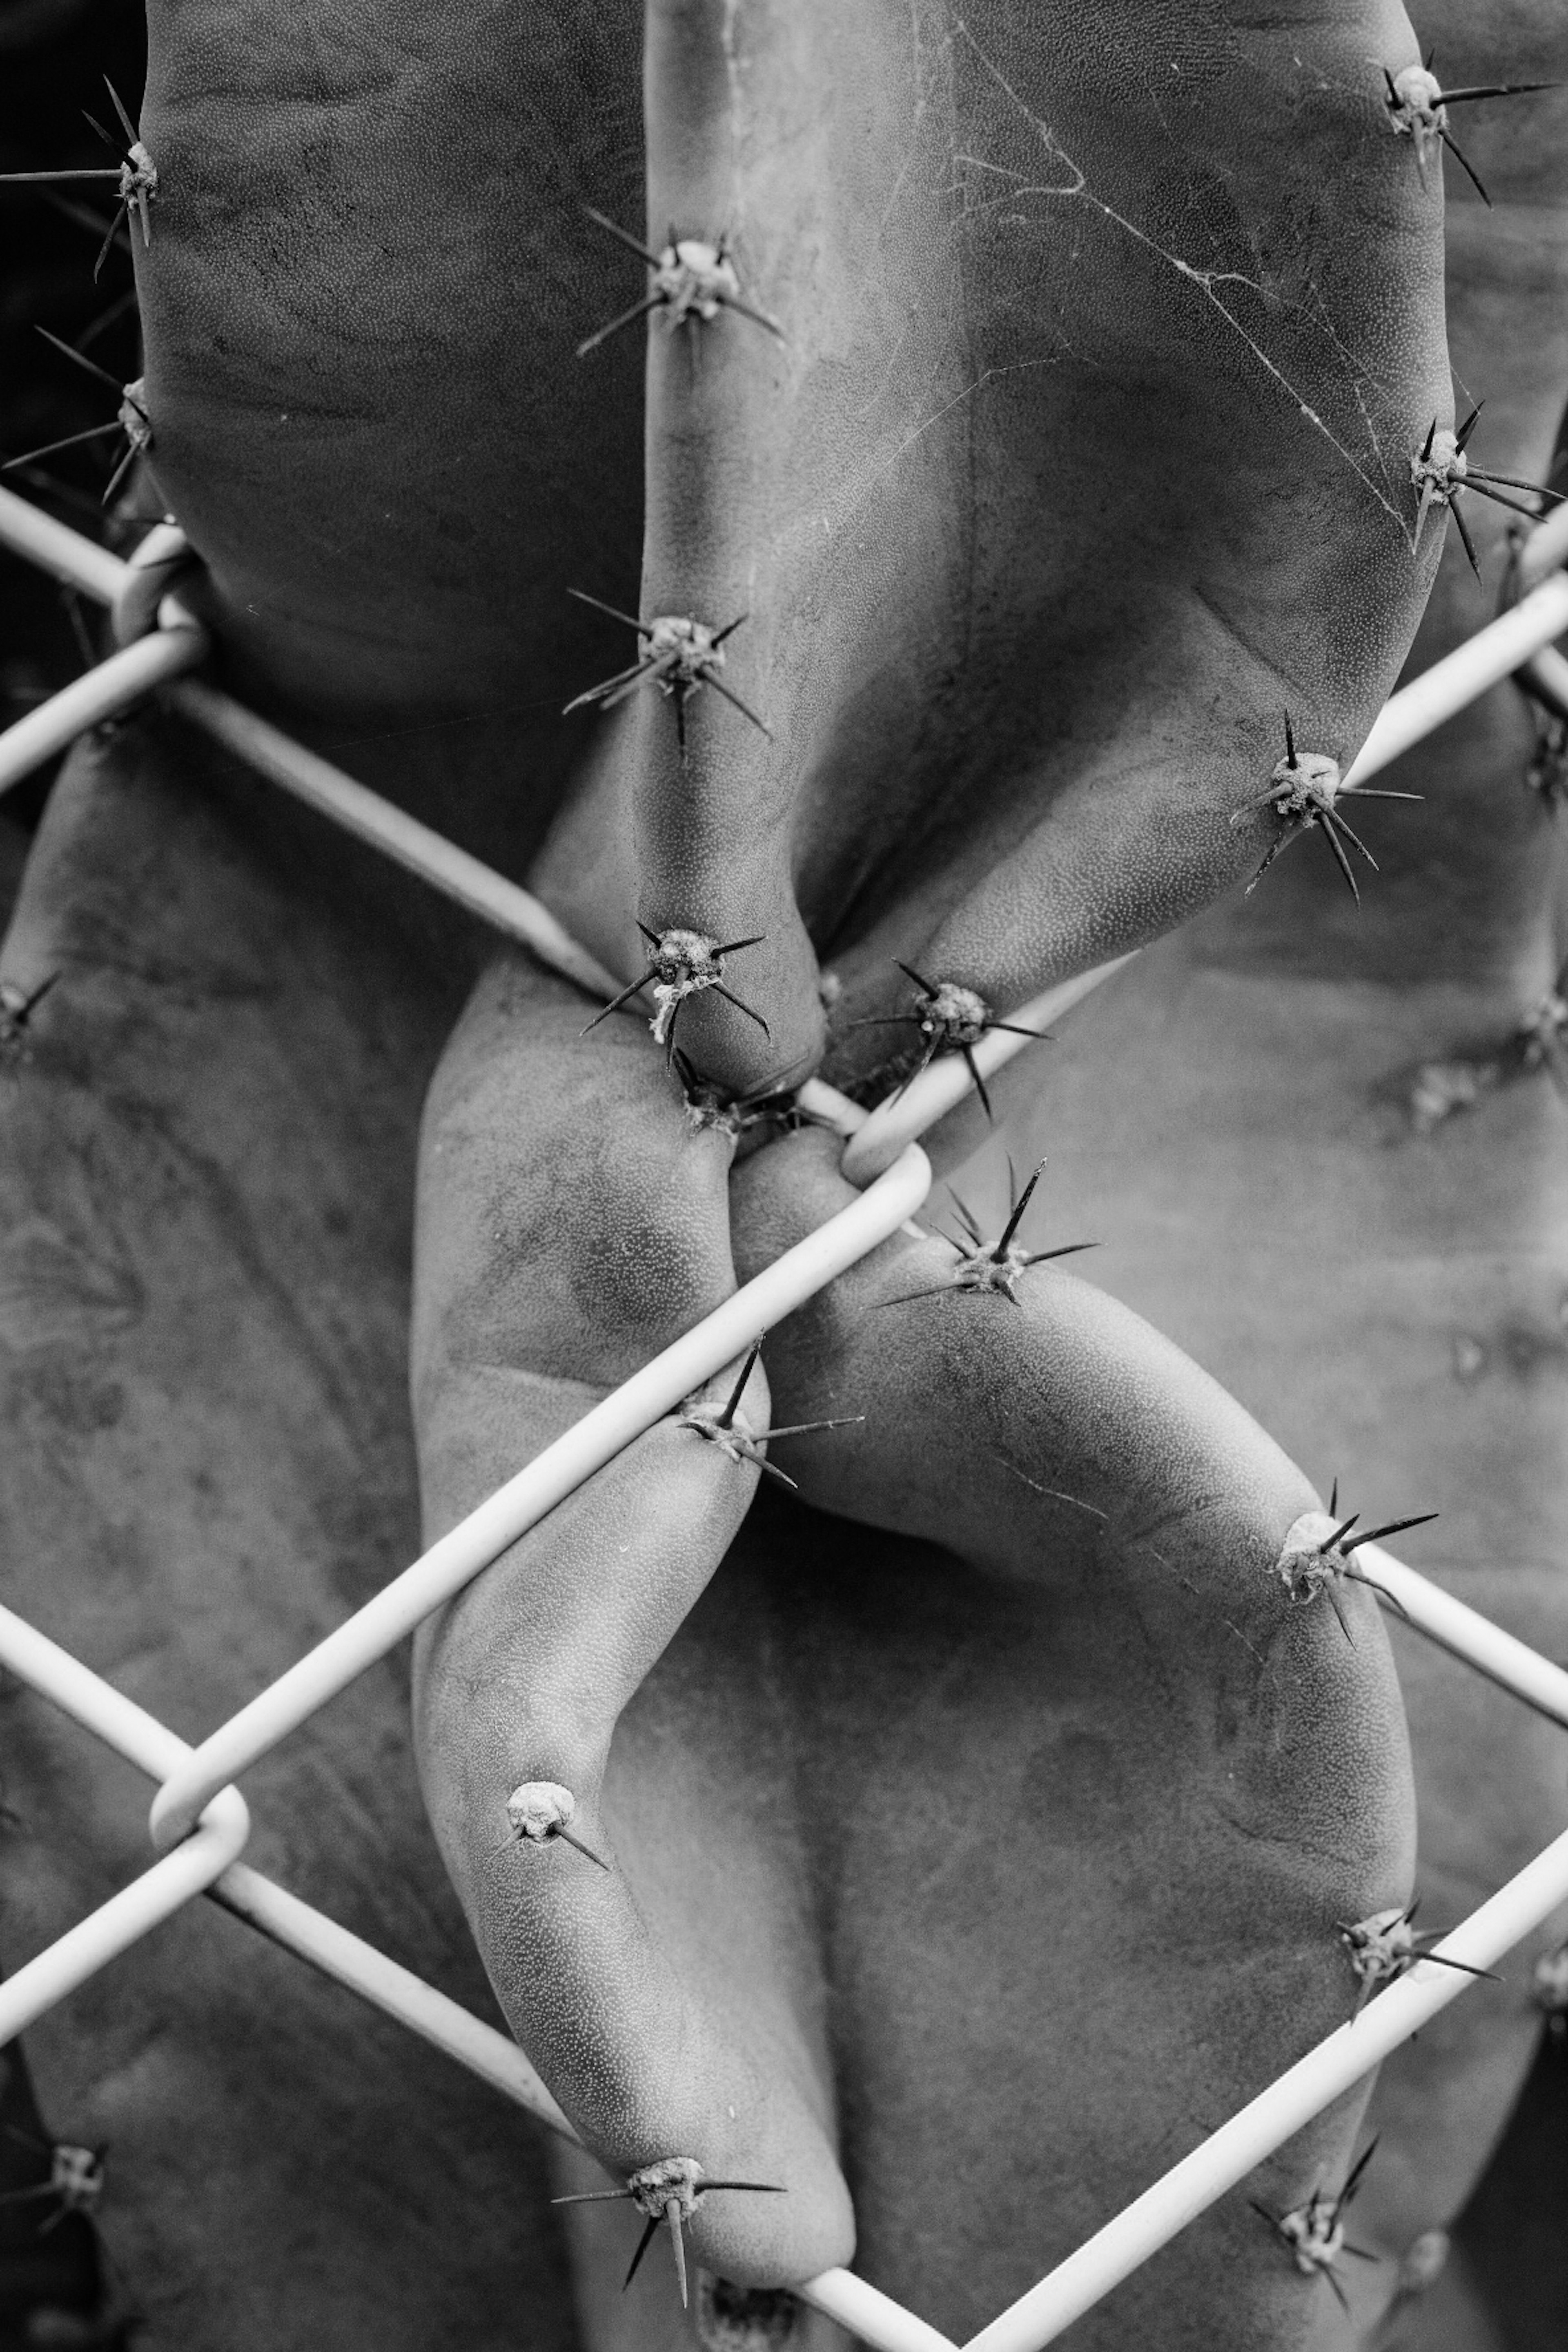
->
0, 483, 1566, 2351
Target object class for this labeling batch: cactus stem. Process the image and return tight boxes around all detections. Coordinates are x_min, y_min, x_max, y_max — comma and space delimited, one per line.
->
553, 2159, 785, 2307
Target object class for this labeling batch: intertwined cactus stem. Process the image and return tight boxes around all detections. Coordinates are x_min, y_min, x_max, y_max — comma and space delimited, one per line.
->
497, 1780, 610, 1873
1336, 1902, 1498, 2017
1274, 1492, 1438, 1642
552, 2157, 785, 2307
1251, 2141, 1379, 2316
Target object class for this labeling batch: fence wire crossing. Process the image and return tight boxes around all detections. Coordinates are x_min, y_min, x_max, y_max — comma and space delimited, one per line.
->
0, 485, 1566, 2352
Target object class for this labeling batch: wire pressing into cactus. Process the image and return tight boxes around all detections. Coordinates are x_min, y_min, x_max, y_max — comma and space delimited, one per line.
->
877, 1158, 1096, 1310
564, 589, 771, 756
582, 925, 770, 1063
850, 962, 1047, 1119
1251, 2141, 1381, 2317
1382, 59, 1555, 207
676, 1343, 863, 1492
1411, 408, 1566, 576
552, 2157, 786, 2308
578, 208, 784, 357
2, 332, 150, 504
492, 1780, 610, 1873
0, 78, 157, 274
1274, 1487, 1438, 1644
1233, 716, 1421, 903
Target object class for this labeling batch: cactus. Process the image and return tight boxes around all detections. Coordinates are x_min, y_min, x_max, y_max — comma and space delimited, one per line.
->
0, 1, 1564, 2348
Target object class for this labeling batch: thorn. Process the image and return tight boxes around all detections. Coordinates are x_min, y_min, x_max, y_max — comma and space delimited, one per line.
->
704, 671, 773, 739
894, 958, 938, 995
580, 973, 653, 1033
717, 1344, 762, 1432
1323, 1581, 1356, 1646
1317, 813, 1363, 903
962, 1042, 992, 1120
1, 420, 121, 472
995, 1159, 1047, 1257
1320, 804, 1378, 871
33, 324, 121, 391
1468, 479, 1552, 522
668, 2204, 688, 2307
568, 585, 649, 635
583, 203, 664, 269
624, 2215, 662, 2291
710, 981, 771, 1037
1438, 82, 1557, 107
1468, 469, 1566, 503
1417, 1952, 1501, 1984
1451, 497, 1482, 579
1341, 1512, 1438, 1554
1455, 403, 1483, 452
556, 1826, 612, 1872
1420, 419, 1437, 463
1284, 710, 1297, 766
1439, 125, 1491, 205
102, 78, 138, 148
1341, 2139, 1379, 2208
577, 293, 664, 359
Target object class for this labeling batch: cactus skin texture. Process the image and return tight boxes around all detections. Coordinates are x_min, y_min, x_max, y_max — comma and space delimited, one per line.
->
0, 1, 1561, 2350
